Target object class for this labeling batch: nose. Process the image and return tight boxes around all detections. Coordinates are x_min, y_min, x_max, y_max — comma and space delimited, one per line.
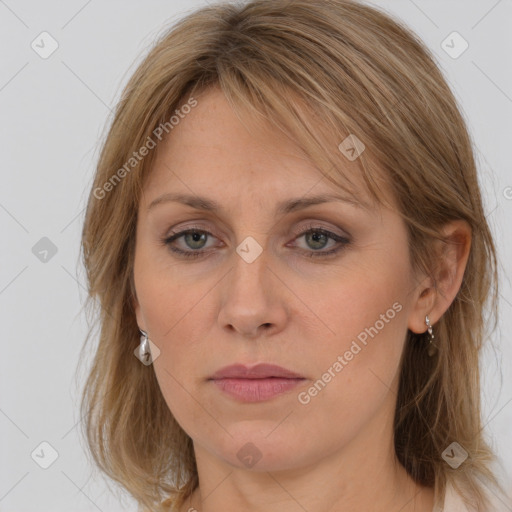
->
217, 242, 288, 339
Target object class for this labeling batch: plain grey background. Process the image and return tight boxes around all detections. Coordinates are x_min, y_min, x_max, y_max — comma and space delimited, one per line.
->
1, 0, 511, 510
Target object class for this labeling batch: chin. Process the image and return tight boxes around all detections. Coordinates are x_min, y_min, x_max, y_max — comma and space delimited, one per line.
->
211, 428, 315, 473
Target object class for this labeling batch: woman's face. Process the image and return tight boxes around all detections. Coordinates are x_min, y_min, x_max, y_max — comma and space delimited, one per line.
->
133, 87, 423, 472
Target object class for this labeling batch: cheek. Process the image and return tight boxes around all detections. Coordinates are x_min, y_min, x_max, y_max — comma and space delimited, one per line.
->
298, 258, 408, 387
134, 245, 212, 342
137, 278, 211, 383
133, 248, 217, 386
316, 240, 410, 346
135, 269, 212, 433
294, 255, 410, 419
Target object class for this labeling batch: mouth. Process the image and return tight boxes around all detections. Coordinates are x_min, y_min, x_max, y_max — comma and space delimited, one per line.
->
208, 363, 306, 403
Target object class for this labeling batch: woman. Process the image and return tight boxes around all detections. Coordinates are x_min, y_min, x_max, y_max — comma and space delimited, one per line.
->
80, 1, 509, 510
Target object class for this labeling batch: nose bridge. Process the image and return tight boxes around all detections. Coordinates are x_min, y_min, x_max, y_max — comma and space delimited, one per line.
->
229, 235, 270, 302
217, 235, 285, 336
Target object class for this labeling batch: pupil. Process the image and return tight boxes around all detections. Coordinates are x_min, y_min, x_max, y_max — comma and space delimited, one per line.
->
308, 231, 327, 249
186, 232, 206, 248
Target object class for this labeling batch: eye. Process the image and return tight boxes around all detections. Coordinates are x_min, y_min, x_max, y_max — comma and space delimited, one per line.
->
162, 227, 221, 259
290, 225, 350, 258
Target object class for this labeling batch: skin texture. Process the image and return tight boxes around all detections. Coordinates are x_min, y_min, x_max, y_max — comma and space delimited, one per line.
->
133, 86, 471, 512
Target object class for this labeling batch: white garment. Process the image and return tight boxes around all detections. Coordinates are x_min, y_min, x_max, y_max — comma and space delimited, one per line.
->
438, 483, 474, 512
438, 482, 511, 512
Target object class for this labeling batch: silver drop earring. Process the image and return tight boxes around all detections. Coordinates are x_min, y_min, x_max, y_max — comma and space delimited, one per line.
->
425, 315, 436, 356
139, 329, 151, 362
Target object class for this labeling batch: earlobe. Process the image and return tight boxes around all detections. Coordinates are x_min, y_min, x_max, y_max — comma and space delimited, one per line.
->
407, 276, 436, 335
407, 220, 471, 335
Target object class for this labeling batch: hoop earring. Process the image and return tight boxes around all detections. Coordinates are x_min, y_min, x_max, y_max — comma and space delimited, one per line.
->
425, 315, 436, 356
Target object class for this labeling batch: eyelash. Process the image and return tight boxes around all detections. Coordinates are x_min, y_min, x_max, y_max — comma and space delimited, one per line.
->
161, 223, 350, 260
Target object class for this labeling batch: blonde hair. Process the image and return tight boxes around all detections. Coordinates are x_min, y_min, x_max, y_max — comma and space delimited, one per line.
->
80, 1, 504, 510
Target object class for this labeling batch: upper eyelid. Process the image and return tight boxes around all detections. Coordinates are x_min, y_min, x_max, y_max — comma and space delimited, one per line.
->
166, 226, 346, 242
165, 220, 350, 239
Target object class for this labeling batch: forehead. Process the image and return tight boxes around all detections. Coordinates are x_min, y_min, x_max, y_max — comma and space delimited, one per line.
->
159, 89, 313, 171
141, 86, 383, 211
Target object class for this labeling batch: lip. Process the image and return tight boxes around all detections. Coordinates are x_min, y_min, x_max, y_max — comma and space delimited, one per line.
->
210, 363, 304, 380
209, 364, 305, 403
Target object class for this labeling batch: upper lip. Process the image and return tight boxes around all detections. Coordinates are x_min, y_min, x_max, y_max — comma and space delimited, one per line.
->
209, 364, 304, 380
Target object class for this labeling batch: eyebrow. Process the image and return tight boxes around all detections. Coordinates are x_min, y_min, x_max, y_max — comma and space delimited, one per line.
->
147, 192, 369, 214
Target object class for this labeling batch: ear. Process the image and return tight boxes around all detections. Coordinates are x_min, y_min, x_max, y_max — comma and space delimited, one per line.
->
407, 220, 471, 335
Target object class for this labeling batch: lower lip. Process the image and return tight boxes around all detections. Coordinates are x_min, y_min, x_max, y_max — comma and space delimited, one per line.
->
211, 377, 305, 402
